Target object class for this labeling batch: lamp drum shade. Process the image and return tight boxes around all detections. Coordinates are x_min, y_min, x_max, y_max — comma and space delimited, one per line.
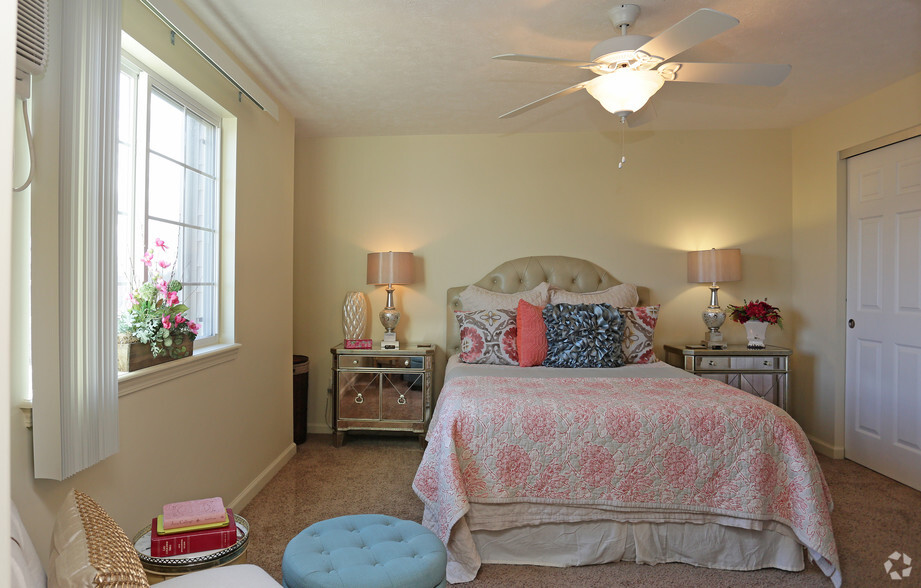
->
687, 248, 742, 283
367, 251, 415, 286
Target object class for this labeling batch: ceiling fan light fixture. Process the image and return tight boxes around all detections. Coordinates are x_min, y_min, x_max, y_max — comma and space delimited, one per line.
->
585, 69, 664, 117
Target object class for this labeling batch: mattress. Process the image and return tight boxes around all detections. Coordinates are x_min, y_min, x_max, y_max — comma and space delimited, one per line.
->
413, 357, 841, 586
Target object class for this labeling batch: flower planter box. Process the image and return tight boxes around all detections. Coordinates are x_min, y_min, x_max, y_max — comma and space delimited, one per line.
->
117, 335, 194, 372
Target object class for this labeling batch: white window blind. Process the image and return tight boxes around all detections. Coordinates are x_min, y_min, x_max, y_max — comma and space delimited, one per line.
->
33, 0, 121, 480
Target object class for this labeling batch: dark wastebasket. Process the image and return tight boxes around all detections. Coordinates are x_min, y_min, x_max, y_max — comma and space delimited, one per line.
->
293, 355, 310, 444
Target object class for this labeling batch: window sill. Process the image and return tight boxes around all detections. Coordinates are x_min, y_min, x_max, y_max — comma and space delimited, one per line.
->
118, 342, 241, 397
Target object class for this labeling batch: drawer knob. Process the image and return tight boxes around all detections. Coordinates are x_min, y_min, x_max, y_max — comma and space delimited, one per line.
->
763, 360, 771, 366
352, 359, 359, 365
354, 393, 364, 404
404, 359, 411, 367
397, 394, 407, 405
707, 360, 717, 366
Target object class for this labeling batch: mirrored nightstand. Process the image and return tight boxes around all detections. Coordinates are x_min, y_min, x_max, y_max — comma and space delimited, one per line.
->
664, 344, 792, 410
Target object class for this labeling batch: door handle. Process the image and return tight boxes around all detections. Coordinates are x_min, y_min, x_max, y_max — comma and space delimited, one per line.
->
848, 319, 855, 328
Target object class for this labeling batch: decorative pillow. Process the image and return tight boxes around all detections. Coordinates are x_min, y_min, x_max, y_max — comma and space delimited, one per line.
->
48, 489, 150, 588
459, 282, 550, 311
620, 305, 660, 364
516, 299, 547, 367
542, 303, 625, 368
548, 283, 638, 308
456, 309, 518, 365
12, 501, 46, 588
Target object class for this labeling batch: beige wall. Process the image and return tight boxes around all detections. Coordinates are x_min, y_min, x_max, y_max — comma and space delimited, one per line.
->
790, 72, 921, 456
9, 0, 295, 568
294, 129, 794, 433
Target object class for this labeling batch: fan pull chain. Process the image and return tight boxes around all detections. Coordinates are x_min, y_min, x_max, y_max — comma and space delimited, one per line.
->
618, 115, 627, 169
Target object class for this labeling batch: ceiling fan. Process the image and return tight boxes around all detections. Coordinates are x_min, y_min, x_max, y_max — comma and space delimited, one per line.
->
493, 4, 791, 124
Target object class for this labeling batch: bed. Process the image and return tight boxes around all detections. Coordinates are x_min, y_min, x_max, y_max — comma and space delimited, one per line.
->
412, 256, 840, 586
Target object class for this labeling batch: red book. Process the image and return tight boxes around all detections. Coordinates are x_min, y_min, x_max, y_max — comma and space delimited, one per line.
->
162, 496, 226, 529
150, 508, 237, 557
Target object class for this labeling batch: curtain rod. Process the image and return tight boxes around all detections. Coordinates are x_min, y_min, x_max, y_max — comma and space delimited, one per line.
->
139, 0, 279, 121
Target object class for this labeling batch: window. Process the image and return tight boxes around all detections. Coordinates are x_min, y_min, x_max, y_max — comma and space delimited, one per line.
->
117, 56, 221, 350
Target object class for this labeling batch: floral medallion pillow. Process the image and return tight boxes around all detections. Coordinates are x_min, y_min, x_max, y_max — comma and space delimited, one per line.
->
620, 305, 660, 364
455, 309, 518, 365
542, 303, 625, 368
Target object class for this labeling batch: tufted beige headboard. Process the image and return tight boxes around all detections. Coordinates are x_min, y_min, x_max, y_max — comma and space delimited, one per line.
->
446, 256, 644, 357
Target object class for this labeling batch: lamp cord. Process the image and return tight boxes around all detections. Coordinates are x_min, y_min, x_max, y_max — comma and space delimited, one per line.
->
14, 100, 35, 192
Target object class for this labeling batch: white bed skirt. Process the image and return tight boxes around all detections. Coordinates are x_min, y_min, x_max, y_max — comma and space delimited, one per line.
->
441, 503, 806, 584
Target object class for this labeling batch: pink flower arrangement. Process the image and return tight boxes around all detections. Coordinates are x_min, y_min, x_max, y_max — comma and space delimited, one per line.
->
118, 239, 200, 359
727, 299, 783, 328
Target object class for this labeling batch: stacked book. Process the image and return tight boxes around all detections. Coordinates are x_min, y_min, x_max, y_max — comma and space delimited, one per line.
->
150, 497, 238, 557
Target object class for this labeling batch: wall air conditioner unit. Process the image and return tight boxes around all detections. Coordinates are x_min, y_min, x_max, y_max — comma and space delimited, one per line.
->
15, 0, 49, 99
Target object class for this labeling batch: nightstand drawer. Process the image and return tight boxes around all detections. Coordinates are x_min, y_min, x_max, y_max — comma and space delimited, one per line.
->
732, 356, 783, 370
695, 356, 730, 370
337, 355, 422, 370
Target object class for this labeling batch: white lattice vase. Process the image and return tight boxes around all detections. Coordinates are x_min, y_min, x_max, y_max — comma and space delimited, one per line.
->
744, 320, 768, 349
342, 291, 369, 340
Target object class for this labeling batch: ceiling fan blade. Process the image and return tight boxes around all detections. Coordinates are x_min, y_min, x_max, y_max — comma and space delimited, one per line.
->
637, 9, 739, 62
626, 102, 656, 128
662, 62, 791, 86
492, 53, 597, 69
498, 81, 591, 118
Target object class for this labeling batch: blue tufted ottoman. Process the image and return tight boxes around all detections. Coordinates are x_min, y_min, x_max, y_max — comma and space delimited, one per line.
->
282, 514, 447, 588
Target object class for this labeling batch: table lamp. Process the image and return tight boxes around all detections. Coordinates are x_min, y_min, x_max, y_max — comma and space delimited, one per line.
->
687, 248, 741, 349
367, 251, 415, 350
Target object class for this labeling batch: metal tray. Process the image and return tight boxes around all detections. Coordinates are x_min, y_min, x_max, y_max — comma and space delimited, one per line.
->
132, 513, 249, 574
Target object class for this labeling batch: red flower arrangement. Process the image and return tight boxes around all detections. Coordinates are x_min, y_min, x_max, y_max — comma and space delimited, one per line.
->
727, 299, 783, 328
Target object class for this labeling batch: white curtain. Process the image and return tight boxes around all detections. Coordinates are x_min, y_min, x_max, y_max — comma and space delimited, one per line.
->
34, 0, 121, 480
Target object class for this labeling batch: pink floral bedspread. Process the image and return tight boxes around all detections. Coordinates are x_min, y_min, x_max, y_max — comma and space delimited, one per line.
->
413, 376, 840, 585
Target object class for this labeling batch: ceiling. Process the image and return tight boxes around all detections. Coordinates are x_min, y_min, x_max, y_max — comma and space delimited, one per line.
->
181, 0, 921, 138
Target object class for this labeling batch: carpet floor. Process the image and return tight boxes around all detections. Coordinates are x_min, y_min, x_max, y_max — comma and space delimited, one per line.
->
241, 433, 920, 587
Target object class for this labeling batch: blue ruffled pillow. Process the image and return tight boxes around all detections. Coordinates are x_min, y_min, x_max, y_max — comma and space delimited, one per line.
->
542, 303, 626, 368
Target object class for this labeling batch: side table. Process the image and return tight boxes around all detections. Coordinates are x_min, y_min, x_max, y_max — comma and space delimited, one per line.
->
133, 513, 250, 584
664, 344, 792, 410
331, 343, 435, 446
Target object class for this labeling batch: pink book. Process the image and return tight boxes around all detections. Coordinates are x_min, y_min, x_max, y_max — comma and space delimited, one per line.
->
162, 497, 226, 530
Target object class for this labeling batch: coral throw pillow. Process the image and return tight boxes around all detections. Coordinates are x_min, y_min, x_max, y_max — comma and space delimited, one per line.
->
456, 309, 518, 365
516, 300, 547, 367
620, 305, 660, 364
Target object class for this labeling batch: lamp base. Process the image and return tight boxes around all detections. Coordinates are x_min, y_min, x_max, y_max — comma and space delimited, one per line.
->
380, 340, 400, 350
702, 330, 727, 350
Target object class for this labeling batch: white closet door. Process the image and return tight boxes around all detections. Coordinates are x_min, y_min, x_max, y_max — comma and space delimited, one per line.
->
846, 135, 921, 490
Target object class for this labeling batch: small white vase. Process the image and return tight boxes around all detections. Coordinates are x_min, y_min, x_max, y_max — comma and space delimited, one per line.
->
744, 320, 768, 349
342, 291, 369, 340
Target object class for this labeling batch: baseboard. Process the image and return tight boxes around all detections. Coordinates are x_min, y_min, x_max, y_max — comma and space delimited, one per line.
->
228, 442, 296, 512
808, 434, 845, 459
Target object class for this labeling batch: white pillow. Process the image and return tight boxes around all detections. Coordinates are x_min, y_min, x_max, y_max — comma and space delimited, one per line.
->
158, 564, 281, 587
459, 281, 550, 311
11, 501, 46, 588
549, 283, 638, 307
